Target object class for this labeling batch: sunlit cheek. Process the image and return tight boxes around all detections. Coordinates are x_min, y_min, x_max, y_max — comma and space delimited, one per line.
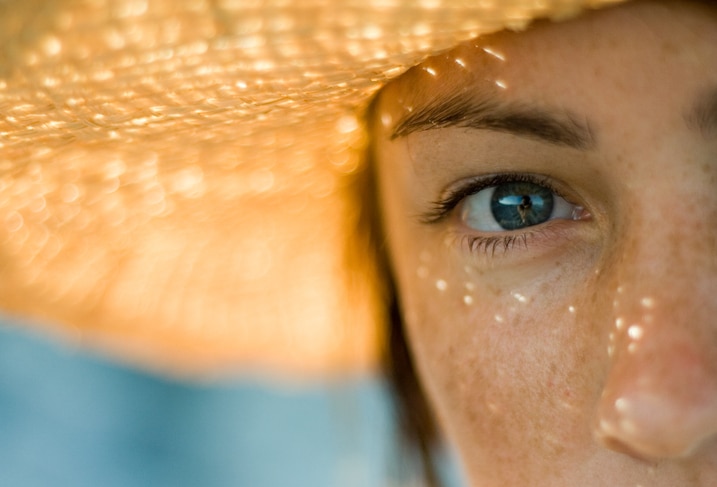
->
403, 253, 607, 479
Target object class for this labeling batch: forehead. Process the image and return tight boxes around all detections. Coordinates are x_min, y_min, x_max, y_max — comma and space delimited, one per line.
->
377, 0, 717, 121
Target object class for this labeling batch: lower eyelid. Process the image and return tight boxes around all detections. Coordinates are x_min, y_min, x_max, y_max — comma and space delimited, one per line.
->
448, 219, 585, 259
460, 233, 531, 256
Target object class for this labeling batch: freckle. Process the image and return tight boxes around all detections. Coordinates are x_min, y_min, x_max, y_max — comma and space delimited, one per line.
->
436, 279, 447, 291
463, 295, 474, 305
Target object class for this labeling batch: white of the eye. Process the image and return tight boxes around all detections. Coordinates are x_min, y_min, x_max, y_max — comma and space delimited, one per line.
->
460, 186, 577, 232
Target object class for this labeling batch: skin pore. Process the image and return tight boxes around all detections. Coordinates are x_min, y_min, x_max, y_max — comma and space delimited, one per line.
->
373, 1, 717, 486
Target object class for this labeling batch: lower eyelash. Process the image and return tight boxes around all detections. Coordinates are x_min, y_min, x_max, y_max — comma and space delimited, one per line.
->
460, 233, 530, 256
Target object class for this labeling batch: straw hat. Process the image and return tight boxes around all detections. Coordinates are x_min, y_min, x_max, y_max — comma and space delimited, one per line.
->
0, 0, 625, 378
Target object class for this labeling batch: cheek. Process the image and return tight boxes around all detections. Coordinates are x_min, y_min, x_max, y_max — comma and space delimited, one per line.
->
399, 249, 608, 481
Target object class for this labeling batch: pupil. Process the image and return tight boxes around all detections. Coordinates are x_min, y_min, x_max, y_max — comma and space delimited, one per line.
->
491, 181, 554, 230
519, 195, 532, 211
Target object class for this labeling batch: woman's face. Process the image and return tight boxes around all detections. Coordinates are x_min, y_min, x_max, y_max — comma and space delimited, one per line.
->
373, 1, 717, 485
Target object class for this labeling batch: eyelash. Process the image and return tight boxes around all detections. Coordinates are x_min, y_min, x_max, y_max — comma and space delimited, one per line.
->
422, 173, 582, 256
460, 233, 531, 256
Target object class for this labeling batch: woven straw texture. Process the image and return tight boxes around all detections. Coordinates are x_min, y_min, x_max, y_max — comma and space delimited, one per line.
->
0, 0, 624, 377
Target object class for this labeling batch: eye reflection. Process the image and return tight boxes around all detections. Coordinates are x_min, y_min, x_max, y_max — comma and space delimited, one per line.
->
461, 179, 578, 231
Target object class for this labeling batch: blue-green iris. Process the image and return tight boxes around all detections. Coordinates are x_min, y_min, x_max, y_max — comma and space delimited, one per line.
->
490, 182, 554, 230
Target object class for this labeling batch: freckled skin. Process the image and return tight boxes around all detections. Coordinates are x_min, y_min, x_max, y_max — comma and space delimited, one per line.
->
374, 1, 717, 486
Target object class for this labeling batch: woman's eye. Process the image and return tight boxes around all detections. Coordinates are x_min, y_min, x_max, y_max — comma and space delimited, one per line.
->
459, 180, 580, 232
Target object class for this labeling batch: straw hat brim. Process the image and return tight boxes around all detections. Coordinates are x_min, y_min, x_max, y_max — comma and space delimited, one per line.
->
0, 0, 625, 379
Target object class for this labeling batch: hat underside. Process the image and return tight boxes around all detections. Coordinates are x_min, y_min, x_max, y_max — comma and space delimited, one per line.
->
0, 0, 625, 378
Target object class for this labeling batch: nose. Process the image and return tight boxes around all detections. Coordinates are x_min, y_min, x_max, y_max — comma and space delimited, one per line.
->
594, 218, 717, 459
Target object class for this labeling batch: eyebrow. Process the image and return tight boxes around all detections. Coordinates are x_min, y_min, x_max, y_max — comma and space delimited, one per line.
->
390, 90, 595, 150
686, 88, 717, 138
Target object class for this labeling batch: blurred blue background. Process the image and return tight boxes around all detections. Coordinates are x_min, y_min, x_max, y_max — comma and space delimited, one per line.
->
0, 316, 462, 487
